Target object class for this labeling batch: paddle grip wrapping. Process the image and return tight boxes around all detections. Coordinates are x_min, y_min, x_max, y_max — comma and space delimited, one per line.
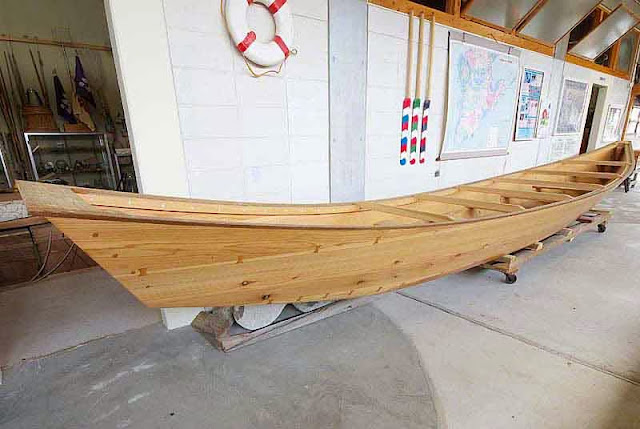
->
400, 97, 411, 165
420, 99, 430, 164
410, 98, 421, 165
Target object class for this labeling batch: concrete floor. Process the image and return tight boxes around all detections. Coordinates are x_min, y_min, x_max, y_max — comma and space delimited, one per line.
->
1, 186, 639, 428
0, 268, 160, 368
0, 306, 437, 429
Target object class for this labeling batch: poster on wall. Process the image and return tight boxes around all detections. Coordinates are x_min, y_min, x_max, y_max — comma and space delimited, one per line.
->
514, 68, 544, 140
536, 102, 552, 138
549, 135, 581, 162
602, 105, 623, 142
555, 79, 589, 135
441, 38, 520, 160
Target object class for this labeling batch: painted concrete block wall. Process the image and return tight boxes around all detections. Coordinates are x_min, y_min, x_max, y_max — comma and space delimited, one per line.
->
364, 4, 632, 200
163, 0, 330, 204
329, 0, 368, 203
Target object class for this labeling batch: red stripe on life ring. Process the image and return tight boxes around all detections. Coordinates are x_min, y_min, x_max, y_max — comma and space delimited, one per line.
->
237, 31, 257, 53
247, 0, 254, 4
268, 0, 286, 14
273, 35, 290, 58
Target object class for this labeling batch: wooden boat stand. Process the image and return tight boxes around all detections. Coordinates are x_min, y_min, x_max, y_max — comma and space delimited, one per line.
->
191, 297, 376, 352
481, 209, 611, 284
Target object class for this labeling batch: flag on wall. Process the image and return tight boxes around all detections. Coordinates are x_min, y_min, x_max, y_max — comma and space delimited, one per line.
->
74, 56, 96, 107
73, 56, 96, 130
53, 74, 77, 124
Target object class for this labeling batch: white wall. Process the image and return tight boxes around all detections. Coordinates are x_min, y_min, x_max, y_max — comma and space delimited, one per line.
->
364, 4, 632, 199
152, 1, 633, 203
164, 0, 330, 203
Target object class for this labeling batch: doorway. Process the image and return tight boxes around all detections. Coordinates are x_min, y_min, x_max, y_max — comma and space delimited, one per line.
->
580, 84, 607, 153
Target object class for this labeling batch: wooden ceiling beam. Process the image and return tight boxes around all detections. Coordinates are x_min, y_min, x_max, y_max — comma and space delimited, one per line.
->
460, 0, 475, 15
447, 0, 462, 17
369, 0, 631, 80
368, 0, 554, 56
512, 0, 549, 34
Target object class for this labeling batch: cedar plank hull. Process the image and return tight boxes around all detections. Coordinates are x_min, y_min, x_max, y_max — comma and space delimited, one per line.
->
48, 191, 602, 307
17, 142, 635, 308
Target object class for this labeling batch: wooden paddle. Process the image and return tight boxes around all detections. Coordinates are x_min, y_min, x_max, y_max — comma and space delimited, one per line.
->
399, 11, 414, 166
410, 12, 425, 165
420, 13, 435, 164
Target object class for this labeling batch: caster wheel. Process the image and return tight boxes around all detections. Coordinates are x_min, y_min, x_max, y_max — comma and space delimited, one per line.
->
597, 223, 607, 233
505, 273, 517, 284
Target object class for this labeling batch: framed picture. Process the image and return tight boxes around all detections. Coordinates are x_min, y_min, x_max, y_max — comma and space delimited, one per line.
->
514, 68, 544, 141
602, 105, 624, 142
555, 78, 589, 135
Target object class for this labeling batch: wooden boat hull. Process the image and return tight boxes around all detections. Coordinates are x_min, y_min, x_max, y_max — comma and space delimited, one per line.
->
17, 142, 635, 308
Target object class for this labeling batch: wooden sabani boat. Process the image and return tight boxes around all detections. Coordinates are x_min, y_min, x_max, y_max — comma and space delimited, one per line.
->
17, 142, 635, 308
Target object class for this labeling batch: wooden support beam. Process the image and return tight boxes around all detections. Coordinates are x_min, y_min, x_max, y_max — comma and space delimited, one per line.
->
460, 0, 475, 15
512, 0, 548, 33
532, 170, 621, 179
368, 0, 554, 56
525, 242, 544, 251
610, 39, 621, 68
0, 34, 112, 52
415, 194, 525, 213
459, 185, 572, 202
358, 202, 455, 223
565, 53, 630, 80
498, 178, 604, 191
368, 0, 629, 80
447, 0, 462, 17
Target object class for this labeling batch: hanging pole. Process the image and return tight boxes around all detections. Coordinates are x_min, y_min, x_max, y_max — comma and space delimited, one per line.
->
37, 49, 49, 105
410, 13, 425, 165
420, 13, 436, 164
29, 49, 48, 107
399, 10, 414, 166
9, 52, 25, 105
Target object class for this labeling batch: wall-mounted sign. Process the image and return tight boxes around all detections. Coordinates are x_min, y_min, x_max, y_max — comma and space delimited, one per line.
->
555, 78, 589, 135
537, 103, 552, 138
514, 68, 544, 141
602, 105, 623, 142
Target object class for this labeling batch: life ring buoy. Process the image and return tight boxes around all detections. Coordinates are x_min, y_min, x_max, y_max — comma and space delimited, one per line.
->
225, 0, 294, 68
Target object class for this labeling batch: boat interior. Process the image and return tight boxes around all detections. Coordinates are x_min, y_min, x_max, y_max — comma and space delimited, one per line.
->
29, 143, 634, 229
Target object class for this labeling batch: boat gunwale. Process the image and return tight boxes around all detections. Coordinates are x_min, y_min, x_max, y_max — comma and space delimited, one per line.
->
17, 142, 635, 231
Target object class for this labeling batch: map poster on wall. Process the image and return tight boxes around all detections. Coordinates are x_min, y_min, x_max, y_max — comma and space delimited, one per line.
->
441, 39, 520, 160
555, 79, 589, 135
514, 68, 544, 141
602, 105, 623, 142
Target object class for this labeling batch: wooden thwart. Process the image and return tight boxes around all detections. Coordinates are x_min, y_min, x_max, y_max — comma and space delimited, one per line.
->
564, 159, 629, 167
532, 170, 621, 179
459, 185, 572, 202
498, 178, 604, 191
416, 194, 525, 212
358, 202, 455, 222
481, 209, 611, 280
